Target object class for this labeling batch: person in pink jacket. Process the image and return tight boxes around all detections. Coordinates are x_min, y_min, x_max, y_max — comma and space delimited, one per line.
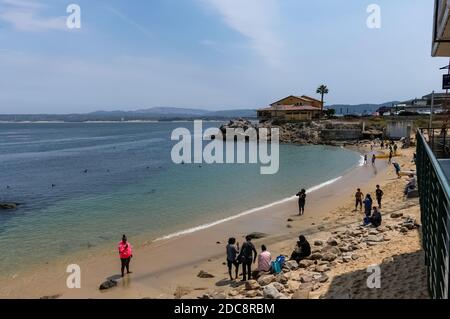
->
118, 234, 133, 277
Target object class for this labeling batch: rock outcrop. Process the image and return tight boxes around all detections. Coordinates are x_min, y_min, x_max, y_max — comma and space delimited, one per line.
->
218, 119, 373, 145
0, 203, 18, 210
200, 212, 421, 300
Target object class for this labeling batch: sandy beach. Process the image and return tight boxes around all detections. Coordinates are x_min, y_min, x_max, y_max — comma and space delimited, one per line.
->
0, 143, 427, 299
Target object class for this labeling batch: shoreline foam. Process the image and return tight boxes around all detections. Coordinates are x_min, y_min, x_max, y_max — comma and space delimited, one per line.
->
155, 175, 344, 242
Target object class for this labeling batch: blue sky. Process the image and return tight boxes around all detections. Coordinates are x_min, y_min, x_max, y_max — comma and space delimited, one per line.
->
0, 0, 447, 114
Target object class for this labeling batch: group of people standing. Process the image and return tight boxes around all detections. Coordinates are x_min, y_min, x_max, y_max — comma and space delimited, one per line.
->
225, 234, 311, 282
355, 185, 383, 227
226, 235, 271, 281
363, 153, 377, 165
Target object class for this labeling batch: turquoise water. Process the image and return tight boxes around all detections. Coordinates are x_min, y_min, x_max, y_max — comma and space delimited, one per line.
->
0, 122, 361, 274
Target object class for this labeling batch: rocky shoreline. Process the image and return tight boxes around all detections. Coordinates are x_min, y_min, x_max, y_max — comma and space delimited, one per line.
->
196, 213, 421, 300
219, 119, 383, 146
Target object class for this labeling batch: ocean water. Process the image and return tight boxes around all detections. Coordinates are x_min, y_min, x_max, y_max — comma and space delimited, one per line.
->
0, 122, 361, 274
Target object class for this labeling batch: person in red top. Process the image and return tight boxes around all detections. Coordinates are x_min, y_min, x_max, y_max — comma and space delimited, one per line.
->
118, 234, 133, 277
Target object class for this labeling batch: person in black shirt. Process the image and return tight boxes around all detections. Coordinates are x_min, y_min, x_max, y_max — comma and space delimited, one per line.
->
290, 235, 311, 262
375, 185, 384, 209
370, 207, 382, 227
238, 235, 257, 281
226, 237, 239, 280
296, 188, 307, 216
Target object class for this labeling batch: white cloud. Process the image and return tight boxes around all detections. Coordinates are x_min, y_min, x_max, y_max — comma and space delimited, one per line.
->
0, 0, 66, 31
202, 0, 283, 67
106, 7, 153, 39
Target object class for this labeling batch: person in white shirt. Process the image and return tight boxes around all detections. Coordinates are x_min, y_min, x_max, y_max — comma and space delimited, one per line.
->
257, 245, 272, 273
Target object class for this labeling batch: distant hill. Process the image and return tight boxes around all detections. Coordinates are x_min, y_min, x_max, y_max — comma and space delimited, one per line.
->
0, 107, 258, 122
327, 101, 399, 115
0, 103, 403, 122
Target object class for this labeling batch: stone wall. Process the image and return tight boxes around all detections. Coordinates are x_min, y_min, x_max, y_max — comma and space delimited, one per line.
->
320, 129, 362, 141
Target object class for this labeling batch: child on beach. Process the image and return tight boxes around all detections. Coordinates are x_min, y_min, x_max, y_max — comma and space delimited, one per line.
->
296, 188, 307, 216
238, 235, 257, 281
375, 185, 384, 208
393, 162, 401, 178
290, 235, 311, 263
118, 235, 133, 277
226, 238, 240, 280
372, 154, 376, 166
363, 194, 373, 217
355, 188, 363, 211
257, 245, 272, 274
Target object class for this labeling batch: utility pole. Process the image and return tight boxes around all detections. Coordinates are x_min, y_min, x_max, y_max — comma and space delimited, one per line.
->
430, 90, 435, 129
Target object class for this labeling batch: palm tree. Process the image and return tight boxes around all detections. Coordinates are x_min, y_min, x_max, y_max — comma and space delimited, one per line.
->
316, 85, 329, 111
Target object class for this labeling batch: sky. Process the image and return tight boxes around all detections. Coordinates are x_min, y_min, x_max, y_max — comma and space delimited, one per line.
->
0, 0, 448, 114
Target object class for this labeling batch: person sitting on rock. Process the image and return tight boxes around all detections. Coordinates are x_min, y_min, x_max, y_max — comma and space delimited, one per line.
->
226, 237, 240, 281
290, 235, 311, 263
404, 174, 417, 195
257, 245, 272, 275
369, 206, 382, 228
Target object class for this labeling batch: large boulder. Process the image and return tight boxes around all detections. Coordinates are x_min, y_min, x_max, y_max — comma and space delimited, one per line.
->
315, 265, 330, 273
299, 259, 315, 268
327, 237, 340, 246
321, 253, 337, 262
263, 284, 283, 299
275, 274, 289, 284
366, 235, 384, 243
390, 212, 403, 219
99, 279, 117, 290
321, 245, 342, 256
246, 232, 268, 239
245, 280, 260, 290
284, 260, 299, 270
299, 274, 314, 283
318, 274, 329, 283
309, 253, 323, 260
197, 270, 215, 278
257, 275, 275, 286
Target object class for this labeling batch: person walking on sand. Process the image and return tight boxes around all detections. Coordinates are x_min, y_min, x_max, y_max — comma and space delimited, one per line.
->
118, 235, 133, 277
257, 245, 272, 274
375, 185, 384, 209
388, 150, 393, 164
394, 143, 398, 155
372, 154, 376, 166
226, 237, 240, 280
364, 154, 368, 165
363, 194, 373, 217
238, 235, 257, 281
355, 188, 363, 211
393, 162, 401, 178
296, 188, 307, 216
